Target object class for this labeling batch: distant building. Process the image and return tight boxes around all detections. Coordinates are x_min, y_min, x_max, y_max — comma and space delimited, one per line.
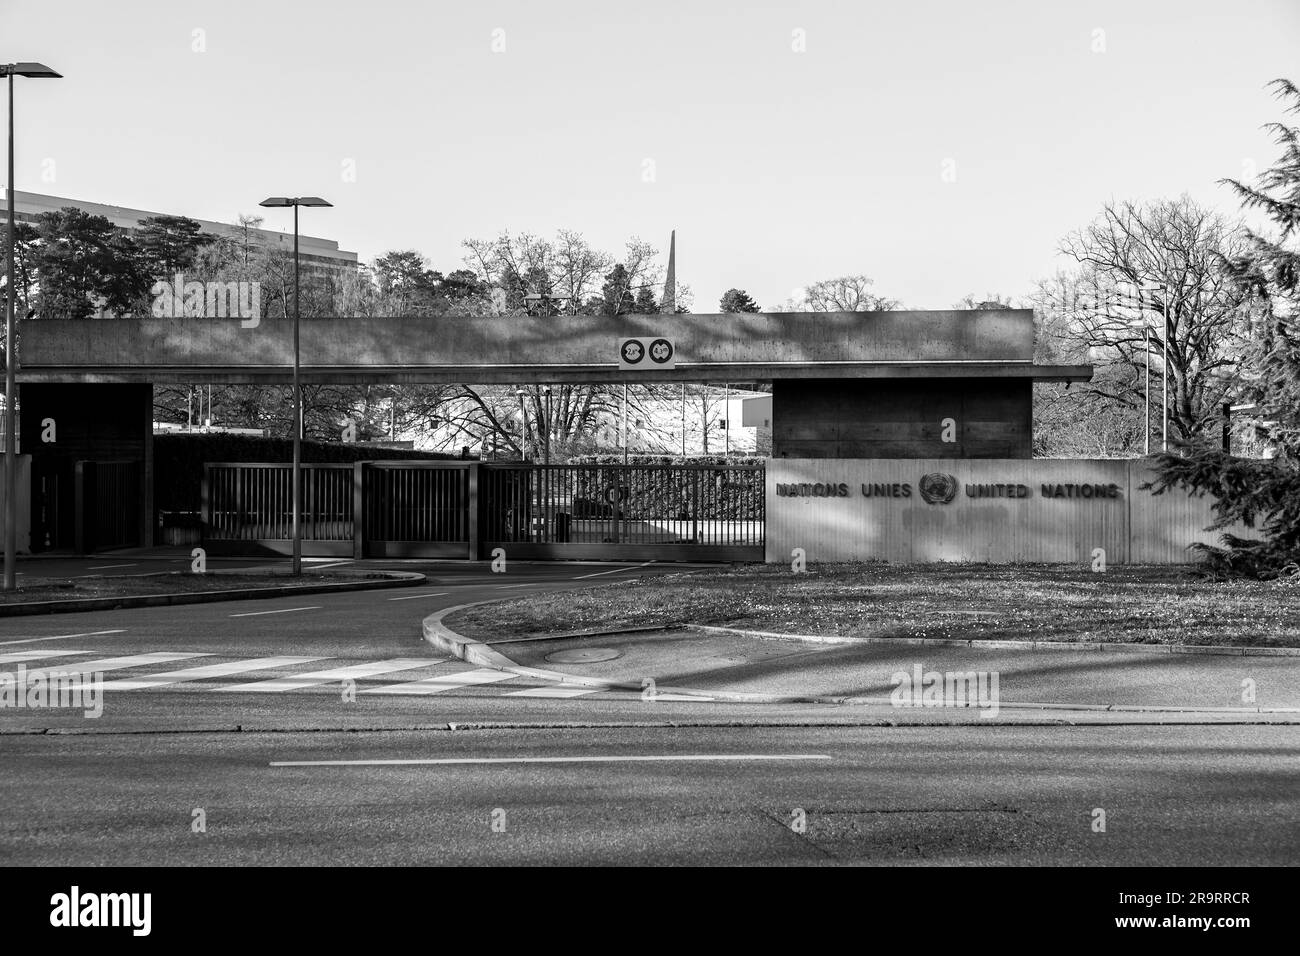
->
0, 189, 359, 279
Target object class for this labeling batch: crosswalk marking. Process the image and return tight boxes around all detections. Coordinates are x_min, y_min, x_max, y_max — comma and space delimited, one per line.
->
0, 648, 720, 702
3, 652, 209, 675
101, 656, 324, 691
0, 629, 126, 647
362, 668, 517, 696
507, 684, 603, 699
214, 659, 443, 693
0, 649, 93, 665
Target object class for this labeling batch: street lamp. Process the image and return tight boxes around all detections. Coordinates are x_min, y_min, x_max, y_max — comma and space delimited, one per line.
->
542, 385, 552, 466
1160, 282, 1170, 453
258, 196, 331, 576
3, 62, 61, 593
515, 388, 529, 461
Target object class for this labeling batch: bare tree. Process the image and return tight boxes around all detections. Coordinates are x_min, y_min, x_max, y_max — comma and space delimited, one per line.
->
1042, 195, 1261, 448
802, 274, 901, 312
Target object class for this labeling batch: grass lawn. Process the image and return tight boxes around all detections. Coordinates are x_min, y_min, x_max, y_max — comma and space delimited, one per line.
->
0, 570, 399, 605
448, 563, 1300, 648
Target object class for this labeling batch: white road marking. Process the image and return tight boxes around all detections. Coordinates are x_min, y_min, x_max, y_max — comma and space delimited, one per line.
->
0, 629, 126, 647
387, 591, 450, 602
86, 563, 138, 571
494, 583, 537, 589
228, 606, 321, 618
101, 656, 324, 691
506, 684, 602, 699
647, 693, 717, 702
214, 659, 443, 693
362, 668, 516, 696
271, 754, 833, 768
6, 652, 210, 677
571, 561, 657, 580
0, 649, 95, 665
305, 560, 353, 570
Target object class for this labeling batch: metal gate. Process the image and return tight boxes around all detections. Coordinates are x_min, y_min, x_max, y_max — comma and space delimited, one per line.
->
362, 462, 470, 558
203, 461, 764, 562
480, 463, 764, 562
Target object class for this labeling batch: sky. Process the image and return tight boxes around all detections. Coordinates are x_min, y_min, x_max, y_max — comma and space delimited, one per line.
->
5, 0, 1299, 312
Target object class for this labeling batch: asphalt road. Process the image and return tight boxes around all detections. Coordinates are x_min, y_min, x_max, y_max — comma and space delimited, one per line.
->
2, 724, 1296, 865
1, 558, 1297, 866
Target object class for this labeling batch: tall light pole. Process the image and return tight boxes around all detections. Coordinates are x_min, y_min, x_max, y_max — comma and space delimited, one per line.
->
1132, 285, 1154, 456
3, 62, 61, 593
1161, 281, 1171, 453
258, 196, 331, 576
542, 385, 552, 466
515, 388, 529, 460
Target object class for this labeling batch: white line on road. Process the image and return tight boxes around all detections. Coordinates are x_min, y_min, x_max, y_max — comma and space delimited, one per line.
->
387, 591, 450, 601
305, 560, 353, 570
0, 649, 95, 665
571, 561, 657, 580
229, 606, 322, 618
361, 668, 516, 696
0, 629, 126, 647
101, 656, 325, 691
494, 584, 538, 589
214, 659, 443, 693
6, 652, 210, 677
85, 563, 138, 571
271, 754, 833, 768
506, 684, 603, 699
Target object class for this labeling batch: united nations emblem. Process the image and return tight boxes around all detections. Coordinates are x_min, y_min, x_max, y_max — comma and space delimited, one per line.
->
918, 472, 958, 505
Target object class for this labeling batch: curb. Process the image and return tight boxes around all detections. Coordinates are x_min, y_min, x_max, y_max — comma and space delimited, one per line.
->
0, 570, 426, 617
423, 602, 1300, 713
685, 625, 1300, 658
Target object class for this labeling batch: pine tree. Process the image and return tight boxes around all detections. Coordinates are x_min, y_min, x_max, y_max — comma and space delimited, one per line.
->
1146, 79, 1300, 578
719, 288, 760, 313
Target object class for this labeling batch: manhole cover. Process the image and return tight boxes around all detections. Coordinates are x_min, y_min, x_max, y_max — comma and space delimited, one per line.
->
546, 648, 622, 664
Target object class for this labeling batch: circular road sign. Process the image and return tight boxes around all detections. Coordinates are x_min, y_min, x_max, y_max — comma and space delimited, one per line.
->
648, 338, 674, 364
621, 339, 645, 365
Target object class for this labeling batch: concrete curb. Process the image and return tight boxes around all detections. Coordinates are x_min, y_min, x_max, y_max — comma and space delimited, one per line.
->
423, 603, 1300, 714
0, 570, 426, 617
685, 624, 1300, 658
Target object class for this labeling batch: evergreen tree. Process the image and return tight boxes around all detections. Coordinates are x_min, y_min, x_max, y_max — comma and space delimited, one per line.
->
719, 288, 760, 313
1147, 79, 1300, 578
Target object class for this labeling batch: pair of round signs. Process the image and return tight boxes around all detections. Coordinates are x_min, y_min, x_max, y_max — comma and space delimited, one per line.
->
621, 338, 674, 366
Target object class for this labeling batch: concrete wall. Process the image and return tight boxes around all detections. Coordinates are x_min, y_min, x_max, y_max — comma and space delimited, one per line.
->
0, 454, 32, 555
766, 458, 1239, 565
18, 311, 1047, 385
772, 379, 1031, 459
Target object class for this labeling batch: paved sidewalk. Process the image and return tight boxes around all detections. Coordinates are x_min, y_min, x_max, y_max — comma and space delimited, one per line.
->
430, 607, 1300, 712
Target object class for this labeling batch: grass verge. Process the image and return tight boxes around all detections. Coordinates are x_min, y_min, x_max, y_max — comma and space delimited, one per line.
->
448, 563, 1300, 648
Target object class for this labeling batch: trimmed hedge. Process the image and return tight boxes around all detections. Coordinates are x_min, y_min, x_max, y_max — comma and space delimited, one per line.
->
563, 454, 766, 521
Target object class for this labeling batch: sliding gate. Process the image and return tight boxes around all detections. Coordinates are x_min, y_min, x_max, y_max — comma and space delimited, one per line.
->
480, 463, 764, 562
203, 461, 763, 562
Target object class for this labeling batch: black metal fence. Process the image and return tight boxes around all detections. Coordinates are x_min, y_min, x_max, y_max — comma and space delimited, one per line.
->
203, 460, 764, 561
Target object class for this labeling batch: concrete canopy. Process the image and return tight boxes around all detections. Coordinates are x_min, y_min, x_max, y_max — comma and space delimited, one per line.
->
17, 310, 1092, 385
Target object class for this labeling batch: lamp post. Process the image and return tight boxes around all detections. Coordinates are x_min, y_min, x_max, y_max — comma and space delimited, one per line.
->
258, 196, 331, 576
1132, 287, 1154, 457
515, 389, 529, 461
1161, 281, 1170, 453
3, 62, 61, 593
542, 385, 552, 466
